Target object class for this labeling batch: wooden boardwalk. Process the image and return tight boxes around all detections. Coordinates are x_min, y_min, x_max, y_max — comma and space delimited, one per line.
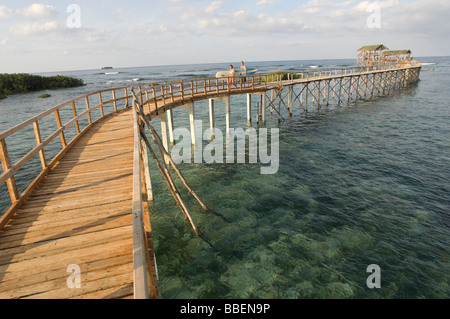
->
0, 64, 421, 299
0, 109, 144, 299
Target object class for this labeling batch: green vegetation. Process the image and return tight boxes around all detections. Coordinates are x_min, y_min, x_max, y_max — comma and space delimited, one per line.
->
260, 70, 303, 83
38, 93, 52, 98
0, 73, 85, 99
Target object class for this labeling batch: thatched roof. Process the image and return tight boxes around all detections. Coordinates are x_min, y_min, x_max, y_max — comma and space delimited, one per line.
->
383, 50, 412, 56
358, 44, 389, 52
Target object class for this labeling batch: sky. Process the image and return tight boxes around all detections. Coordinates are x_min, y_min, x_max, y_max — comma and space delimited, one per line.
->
0, 0, 449, 73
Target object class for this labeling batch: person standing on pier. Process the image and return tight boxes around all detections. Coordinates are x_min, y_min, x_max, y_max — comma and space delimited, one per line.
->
240, 61, 248, 83
240, 61, 248, 76
229, 64, 236, 87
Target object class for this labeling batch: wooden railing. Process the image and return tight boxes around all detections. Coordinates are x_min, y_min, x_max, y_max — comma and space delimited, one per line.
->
0, 86, 133, 228
128, 63, 422, 120
0, 64, 422, 229
131, 103, 157, 299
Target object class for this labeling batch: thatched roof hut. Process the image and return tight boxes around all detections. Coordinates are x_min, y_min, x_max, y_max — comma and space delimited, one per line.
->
382, 50, 413, 65
358, 45, 389, 52
383, 50, 411, 56
357, 44, 389, 68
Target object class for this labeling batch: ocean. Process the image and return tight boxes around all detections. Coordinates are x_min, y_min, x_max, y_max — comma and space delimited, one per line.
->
0, 57, 448, 299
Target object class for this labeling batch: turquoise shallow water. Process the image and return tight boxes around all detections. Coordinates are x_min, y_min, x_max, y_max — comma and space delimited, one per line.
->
0, 58, 449, 298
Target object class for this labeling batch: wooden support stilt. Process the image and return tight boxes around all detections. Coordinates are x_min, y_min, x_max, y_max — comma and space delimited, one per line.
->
270, 90, 274, 115
209, 99, 215, 140
326, 80, 331, 106
348, 77, 353, 103
225, 96, 231, 137
167, 109, 174, 144
159, 113, 169, 164
247, 94, 252, 126
189, 103, 196, 145
369, 73, 373, 98
305, 82, 309, 112
261, 93, 266, 124
288, 86, 293, 116
256, 102, 260, 125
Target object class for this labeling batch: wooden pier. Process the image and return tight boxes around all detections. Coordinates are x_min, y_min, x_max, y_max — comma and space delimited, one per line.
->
0, 62, 421, 299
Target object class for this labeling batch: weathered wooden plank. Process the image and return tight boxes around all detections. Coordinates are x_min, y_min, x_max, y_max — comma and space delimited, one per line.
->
0, 254, 132, 295
17, 192, 132, 213
0, 217, 132, 249
7, 201, 131, 227
2, 263, 133, 299
0, 237, 132, 277
25, 272, 133, 299
0, 210, 132, 239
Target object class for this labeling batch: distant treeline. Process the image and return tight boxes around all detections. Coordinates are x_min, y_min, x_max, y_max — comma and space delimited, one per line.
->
0, 73, 85, 99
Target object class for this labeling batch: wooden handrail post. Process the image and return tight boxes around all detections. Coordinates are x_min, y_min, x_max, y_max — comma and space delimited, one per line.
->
181, 82, 185, 102
71, 101, 81, 134
112, 89, 118, 112
161, 86, 166, 110
144, 90, 150, 115
124, 88, 129, 108
170, 84, 174, 103
54, 109, 67, 148
98, 92, 104, 117
152, 87, 158, 116
33, 121, 47, 170
85, 96, 92, 124
0, 139, 20, 203
138, 85, 143, 106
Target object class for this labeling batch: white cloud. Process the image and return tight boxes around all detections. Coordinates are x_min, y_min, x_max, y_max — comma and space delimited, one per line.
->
170, 1, 223, 21
85, 29, 106, 43
17, 3, 57, 20
205, 1, 222, 14
112, 8, 125, 18
257, 0, 275, 5
9, 21, 60, 35
0, 5, 13, 19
